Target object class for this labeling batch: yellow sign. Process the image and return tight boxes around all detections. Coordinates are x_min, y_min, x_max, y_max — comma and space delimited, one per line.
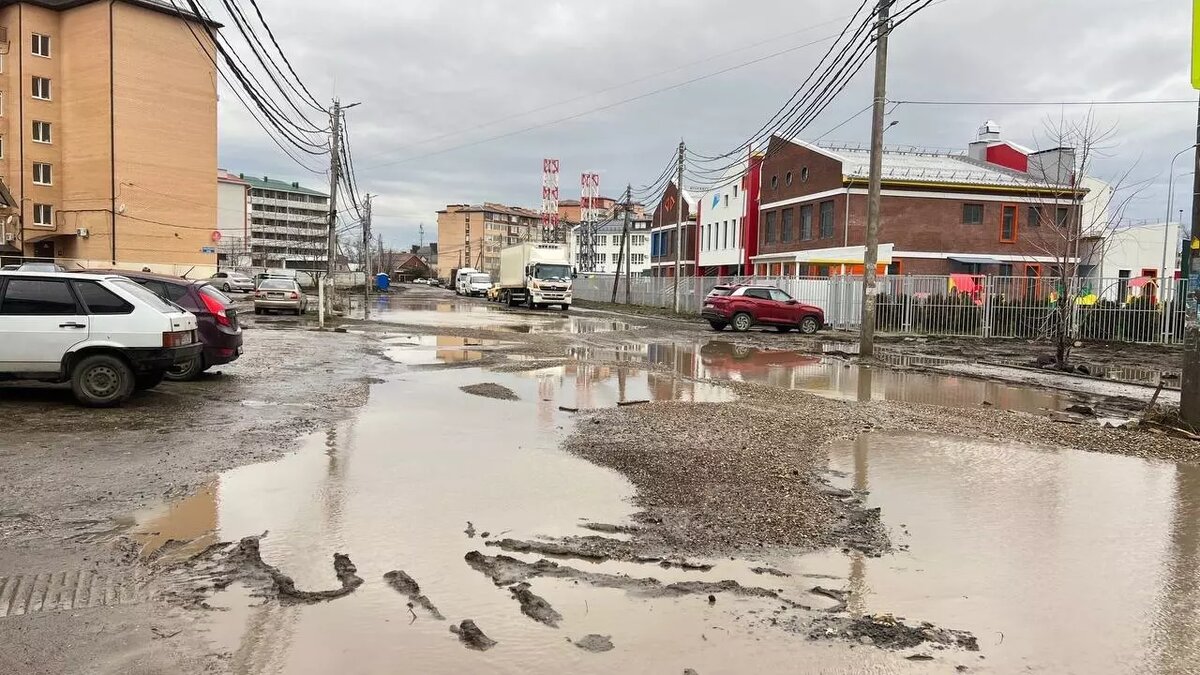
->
1195, 0, 1200, 88
1192, 236, 1199, 250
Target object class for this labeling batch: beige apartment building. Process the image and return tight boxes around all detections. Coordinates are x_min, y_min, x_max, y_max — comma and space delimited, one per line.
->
0, 0, 218, 271
436, 203, 541, 278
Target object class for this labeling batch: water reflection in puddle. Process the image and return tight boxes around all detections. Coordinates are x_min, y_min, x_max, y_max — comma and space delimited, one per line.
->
782, 433, 1200, 674
511, 362, 736, 408
571, 341, 1071, 414
382, 335, 503, 365
367, 298, 634, 334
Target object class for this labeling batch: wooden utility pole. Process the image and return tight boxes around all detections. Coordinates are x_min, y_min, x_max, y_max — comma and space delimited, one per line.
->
320, 99, 343, 328
673, 140, 685, 312
858, 0, 892, 358
612, 186, 632, 303
1180, 92, 1200, 427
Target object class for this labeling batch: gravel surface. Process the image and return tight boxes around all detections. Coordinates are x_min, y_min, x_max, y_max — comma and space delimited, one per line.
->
459, 382, 520, 401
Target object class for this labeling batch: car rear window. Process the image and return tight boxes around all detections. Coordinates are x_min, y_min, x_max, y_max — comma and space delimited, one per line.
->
259, 279, 296, 290
708, 287, 733, 296
109, 278, 178, 313
199, 284, 232, 305
74, 281, 133, 314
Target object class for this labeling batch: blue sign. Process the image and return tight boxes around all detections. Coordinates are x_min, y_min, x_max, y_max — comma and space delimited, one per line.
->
201, 246, 216, 254
712, 194, 720, 209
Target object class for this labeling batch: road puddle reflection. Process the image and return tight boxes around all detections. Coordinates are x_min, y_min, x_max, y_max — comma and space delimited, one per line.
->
382, 335, 503, 365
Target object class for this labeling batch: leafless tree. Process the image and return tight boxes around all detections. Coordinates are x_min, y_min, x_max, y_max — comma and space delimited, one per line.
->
1021, 112, 1148, 367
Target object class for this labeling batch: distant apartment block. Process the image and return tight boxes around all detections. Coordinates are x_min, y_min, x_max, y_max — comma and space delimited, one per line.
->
0, 0, 219, 270
240, 174, 329, 270
436, 202, 541, 277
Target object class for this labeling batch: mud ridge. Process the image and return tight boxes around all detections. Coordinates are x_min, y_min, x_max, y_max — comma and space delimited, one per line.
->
509, 582, 562, 627
450, 619, 497, 651
384, 570, 445, 620
486, 536, 713, 571
572, 634, 615, 652
459, 382, 519, 401
808, 614, 979, 652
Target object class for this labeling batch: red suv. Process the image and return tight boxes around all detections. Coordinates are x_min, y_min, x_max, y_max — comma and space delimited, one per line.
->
701, 284, 825, 333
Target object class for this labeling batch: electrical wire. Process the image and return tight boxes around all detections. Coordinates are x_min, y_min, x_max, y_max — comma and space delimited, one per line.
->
243, 0, 325, 109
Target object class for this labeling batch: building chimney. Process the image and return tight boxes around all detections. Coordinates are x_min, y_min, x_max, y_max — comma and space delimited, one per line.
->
968, 120, 1002, 161
1028, 147, 1077, 185
292, 182, 299, 188
263, 176, 269, 182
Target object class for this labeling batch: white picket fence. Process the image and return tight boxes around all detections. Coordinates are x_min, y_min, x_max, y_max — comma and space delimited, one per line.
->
573, 274, 1190, 345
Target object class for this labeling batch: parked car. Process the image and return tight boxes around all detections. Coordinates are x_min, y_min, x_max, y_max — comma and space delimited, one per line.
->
209, 271, 255, 293
1, 264, 20, 271
254, 278, 308, 315
486, 283, 502, 302
464, 273, 493, 297
254, 272, 295, 289
701, 284, 826, 334
87, 269, 244, 381
17, 262, 66, 273
0, 271, 201, 406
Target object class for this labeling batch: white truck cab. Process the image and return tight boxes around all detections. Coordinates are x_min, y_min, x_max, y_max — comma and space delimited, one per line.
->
465, 273, 492, 297
455, 267, 480, 296
0, 271, 201, 406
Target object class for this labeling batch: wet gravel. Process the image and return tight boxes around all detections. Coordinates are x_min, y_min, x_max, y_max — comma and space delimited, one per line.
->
459, 382, 520, 401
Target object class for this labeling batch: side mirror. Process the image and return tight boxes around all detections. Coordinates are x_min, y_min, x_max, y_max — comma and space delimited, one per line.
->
786, 299, 798, 305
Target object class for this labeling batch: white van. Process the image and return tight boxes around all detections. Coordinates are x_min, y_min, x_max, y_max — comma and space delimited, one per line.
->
0, 271, 201, 406
455, 268, 480, 296
465, 273, 493, 297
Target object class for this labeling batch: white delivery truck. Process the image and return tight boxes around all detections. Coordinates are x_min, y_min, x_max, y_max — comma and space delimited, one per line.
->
454, 267, 480, 296
497, 242, 574, 309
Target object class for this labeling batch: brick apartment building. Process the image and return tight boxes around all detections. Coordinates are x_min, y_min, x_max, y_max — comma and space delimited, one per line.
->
436, 202, 541, 278
696, 153, 763, 277
0, 0, 219, 271
649, 181, 697, 277
752, 124, 1088, 279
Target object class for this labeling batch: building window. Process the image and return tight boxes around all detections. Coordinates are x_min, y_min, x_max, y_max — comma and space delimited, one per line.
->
32, 120, 50, 143
785, 171, 793, 186
0, 136, 4, 159
1028, 205, 1042, 227
1000, 204, 1018, 243
1055, 207, 1070, 228
1117, 270, 1131, 301
963, 203, 984, 224
800, 204, 813, 240
0, 91, 4, 117
33, 203, 52, 226
819, 200, 835, 239
733, 185, 738, 198
999, 263, 1013, 277
801, 167, 810, 182
770, 175, 778, 190
781, 208, 794, 241
722, 221, 729, 249
723, 194, 729, 208
764, 211, 777, 243
31, 76, 50, 100
32, 162, 51, 185
31, 33, 50, 58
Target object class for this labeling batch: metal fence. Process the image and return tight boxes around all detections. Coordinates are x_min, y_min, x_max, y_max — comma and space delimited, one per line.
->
573, 273, 1190, 345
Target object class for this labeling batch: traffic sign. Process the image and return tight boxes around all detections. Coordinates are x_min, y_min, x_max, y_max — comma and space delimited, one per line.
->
201, 246, 216, 254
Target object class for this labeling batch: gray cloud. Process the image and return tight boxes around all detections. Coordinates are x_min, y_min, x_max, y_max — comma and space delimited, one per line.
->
213, 0, 1199, 248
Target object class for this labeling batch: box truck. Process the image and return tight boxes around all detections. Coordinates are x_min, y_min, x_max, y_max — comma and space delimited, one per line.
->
497, 242, 573, 309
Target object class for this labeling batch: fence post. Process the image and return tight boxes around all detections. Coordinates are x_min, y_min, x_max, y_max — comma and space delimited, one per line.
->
1069, 276, 1082, 341
901, 275, 914, 334
981, 276, 993, 338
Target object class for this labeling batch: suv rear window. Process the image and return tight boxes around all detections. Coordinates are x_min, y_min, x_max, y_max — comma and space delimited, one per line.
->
0, 278, 79, 315
74, 281, 133, 314
109, 278, 177, 313
708, 286, 733, 297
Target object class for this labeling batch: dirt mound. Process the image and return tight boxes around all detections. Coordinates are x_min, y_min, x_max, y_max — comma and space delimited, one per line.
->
384, 570, 444, 620
460, 383, 519, 401
450, 619, 496, 651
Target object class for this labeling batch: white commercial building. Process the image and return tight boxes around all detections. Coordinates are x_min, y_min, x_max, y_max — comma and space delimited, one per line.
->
216, 169, 251, 269
697, 162, 750, 275
570, 213, 653, 276
1083, 221, 1182, 300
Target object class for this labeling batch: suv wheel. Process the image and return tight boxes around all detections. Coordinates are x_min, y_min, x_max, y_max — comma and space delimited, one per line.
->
71, 354, 135, 407
165, 355, 202, 382
799, 316, 820, 334
731, 312, 753, 332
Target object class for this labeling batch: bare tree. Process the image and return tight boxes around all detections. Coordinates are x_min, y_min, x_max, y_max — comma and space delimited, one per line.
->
1021, 112, 1147, 367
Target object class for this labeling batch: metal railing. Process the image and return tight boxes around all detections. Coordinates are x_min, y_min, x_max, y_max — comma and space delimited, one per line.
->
573, 273, 1189, 345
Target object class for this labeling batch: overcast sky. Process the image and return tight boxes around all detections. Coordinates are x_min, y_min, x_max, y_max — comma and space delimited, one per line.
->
210, 0, 1196, 249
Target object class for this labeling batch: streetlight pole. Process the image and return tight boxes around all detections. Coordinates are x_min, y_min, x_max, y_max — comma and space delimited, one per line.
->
1162, 145, 1197, 284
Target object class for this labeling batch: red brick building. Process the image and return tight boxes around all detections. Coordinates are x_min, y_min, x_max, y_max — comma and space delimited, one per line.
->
752, 128, 1086, 278
649, 181, 698, 277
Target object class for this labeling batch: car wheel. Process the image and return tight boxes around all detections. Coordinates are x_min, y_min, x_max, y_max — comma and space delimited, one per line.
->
731, 312, 753, 332
295, 307, 303, 316
799, 316, 820, 334
560, 304, 569, 311
165, 355, 202, 382
134, 370, 165, 391
707, 320, 727, 331
71, 354, 135, 407
222, 283, 231, 292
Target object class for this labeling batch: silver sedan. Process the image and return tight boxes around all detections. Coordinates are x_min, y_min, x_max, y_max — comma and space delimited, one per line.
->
253, 278, 309, 315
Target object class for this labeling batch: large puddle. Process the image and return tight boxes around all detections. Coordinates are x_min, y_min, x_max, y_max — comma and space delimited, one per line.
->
364, 298, 634, 334
783, 433, 1200, 673
571, 341, 1075, 415
382, 334, 503, 365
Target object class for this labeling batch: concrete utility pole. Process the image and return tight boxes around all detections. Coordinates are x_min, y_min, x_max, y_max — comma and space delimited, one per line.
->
362, 194, 373, 318
1180, 93, 1200, 427
858, 0, 892, 358
673, 140, 685, 313
325, 99, 342, 280
612, 185, 632, 303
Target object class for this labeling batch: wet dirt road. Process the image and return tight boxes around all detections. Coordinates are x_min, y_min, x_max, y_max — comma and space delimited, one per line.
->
2, 285, 1200, 674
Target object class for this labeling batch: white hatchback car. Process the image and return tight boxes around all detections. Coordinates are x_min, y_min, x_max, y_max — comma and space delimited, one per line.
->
0, 271, 201, 407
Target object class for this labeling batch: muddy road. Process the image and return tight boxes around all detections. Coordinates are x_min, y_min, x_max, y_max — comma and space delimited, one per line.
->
1, 284, 1199, 674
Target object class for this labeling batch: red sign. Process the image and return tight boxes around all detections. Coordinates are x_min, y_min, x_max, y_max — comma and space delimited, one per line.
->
211, 230, 222, 243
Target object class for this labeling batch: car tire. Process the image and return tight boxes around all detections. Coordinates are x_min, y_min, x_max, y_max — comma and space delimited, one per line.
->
731, 312, 753, 332
71, 354, 135, 407
708, 320, 727, 331
134, 370, 166, 391
560, 304, 569, 311
799, 316, 820, 334
165, 355, 202, 382
222, 283, 231, 292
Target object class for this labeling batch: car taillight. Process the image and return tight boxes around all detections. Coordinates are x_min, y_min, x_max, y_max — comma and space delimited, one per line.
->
163, 330, 195, 347
289, 291, 299, 299
199, 291, 230, 326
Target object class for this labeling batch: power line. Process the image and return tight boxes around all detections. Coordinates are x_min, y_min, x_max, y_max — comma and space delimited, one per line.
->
244, 0, 324, 109
891, 98, 1198, 107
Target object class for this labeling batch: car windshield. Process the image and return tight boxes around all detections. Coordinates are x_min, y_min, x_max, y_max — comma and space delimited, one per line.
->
533, 264, 571, 280
260, 279, 296, 291
471, 275, 491, 284
109, 278, 178, 313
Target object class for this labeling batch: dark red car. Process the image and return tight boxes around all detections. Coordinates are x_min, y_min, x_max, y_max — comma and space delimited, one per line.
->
88, 270, 243, 380
701, 284, 825, 333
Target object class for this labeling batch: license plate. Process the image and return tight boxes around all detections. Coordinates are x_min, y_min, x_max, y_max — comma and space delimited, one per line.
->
269, 292, 284, 298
